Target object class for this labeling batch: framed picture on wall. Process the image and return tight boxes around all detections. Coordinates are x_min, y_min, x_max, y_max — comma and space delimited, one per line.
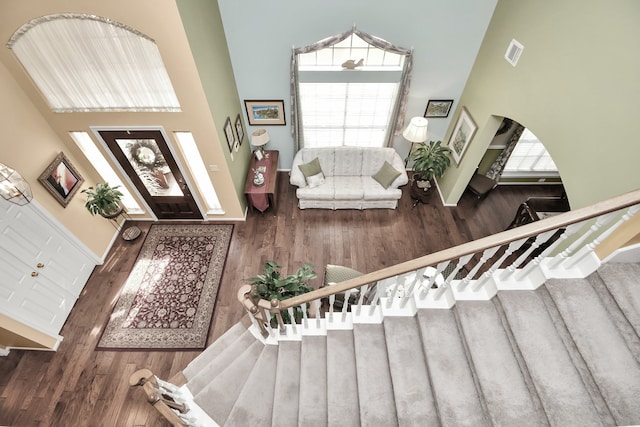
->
224, 116, 236, 152
447, 107, 478, 165
244, 100, 286, 126
424, 99, 454, 118
38, 152, 84, 207
234, 113, 245, 145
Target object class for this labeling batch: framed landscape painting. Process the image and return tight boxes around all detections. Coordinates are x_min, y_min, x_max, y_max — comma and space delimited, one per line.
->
447, 107, 477, 165
244, 100, 286, 126
38, 152, 84, 207
424, 99, 454, 118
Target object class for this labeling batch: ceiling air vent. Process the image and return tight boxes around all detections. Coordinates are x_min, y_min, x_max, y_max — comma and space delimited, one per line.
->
505, 39, 524, 67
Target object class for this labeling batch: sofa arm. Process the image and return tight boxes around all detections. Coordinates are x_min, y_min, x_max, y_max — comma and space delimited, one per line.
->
390, 155, 409, 188
290, 154, 307, 188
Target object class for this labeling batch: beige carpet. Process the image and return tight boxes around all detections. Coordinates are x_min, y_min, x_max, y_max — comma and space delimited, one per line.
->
97, 224, 233, 350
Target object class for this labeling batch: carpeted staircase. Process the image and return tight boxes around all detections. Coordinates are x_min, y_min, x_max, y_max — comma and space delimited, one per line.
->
183, 263, 640, 426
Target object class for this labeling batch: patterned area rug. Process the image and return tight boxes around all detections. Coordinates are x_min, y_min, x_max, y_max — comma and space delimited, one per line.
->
97, 224, 233, 350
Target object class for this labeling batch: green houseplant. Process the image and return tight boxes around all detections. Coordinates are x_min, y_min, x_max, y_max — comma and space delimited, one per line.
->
247, 261, 316, 324
409, 140, 452, 188
81, 182, 124, 217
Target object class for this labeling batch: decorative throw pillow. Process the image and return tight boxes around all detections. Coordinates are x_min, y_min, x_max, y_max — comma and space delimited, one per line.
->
306, 172, 325, 188
298, 157, 324, 186
372, 161, 401, 189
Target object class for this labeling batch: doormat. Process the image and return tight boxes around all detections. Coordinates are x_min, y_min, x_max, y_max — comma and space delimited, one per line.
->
97, 224, 233, 350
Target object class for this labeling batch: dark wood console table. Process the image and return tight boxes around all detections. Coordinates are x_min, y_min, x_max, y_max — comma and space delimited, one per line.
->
244, 150, 279, 213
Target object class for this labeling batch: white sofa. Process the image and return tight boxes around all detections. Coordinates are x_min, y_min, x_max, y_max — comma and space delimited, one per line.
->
290, 146, 408, 209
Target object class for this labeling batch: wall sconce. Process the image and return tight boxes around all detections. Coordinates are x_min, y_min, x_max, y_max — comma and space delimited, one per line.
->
251, 129, 270, 160
0, 162, 33, 206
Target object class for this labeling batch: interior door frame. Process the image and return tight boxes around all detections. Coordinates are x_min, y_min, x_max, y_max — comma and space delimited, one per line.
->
91, 126, 207, 220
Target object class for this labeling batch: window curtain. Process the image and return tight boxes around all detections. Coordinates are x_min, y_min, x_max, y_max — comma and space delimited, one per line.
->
290, 27, 413, 152
7, 13, 180, 113
485, 122, 526, 180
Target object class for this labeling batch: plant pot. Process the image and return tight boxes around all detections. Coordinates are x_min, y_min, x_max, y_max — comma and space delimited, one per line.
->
100, 205, 124, 219
412, 173, 431, 189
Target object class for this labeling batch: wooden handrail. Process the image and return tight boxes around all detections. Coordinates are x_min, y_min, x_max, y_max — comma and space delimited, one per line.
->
130, 369, 189, 427
271, 189, 640, 310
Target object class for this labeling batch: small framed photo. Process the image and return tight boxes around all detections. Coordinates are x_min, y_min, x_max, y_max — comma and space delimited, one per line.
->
424, 99, 454, 118
38, 152, 84, 207
234, 114, 245, 145
254, 149, 264, 161
244, 100, 286, 126
223, 116, 236, 152
447, 107, 478, 165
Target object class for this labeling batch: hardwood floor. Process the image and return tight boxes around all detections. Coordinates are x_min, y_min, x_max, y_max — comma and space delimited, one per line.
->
0, 173, 563, 426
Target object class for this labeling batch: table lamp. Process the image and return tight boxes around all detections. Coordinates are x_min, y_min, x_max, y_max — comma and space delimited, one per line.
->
251, 129, 270, 159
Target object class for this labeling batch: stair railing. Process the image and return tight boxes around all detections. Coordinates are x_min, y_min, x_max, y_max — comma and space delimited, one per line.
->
239, 189, 640, 337
129, 369, 193, 427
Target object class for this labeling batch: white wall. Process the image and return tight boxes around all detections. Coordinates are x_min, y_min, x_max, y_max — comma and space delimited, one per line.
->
218, 0, 497, 169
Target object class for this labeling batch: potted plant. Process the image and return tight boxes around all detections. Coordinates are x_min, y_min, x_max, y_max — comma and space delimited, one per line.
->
81, 182, 124, 218
409, 140, 451, 189
247, 261, 316, 325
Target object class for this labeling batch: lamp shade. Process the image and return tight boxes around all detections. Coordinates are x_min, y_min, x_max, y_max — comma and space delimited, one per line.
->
251, 129, 270, 147
402, 117, 429, 143
0, 162, 32, 206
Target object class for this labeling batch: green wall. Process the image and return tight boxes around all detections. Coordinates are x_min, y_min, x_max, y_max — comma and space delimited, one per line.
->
439, 0, 640, 208
176, 0, 251, 210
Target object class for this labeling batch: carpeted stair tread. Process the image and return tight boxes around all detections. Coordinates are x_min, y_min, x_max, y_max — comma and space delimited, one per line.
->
193, 339, 264, 425
326, 330, 360, 426
546, 278, 640, 425
596, 263, 640, 337
272, 341, 301, 427
383, 316, 438, 426
499, 290, 605, 426
417, 308, 489, 427
352, 323, 398, 426
183, 321, 247, 381
225, 345, 278, 427
186, 329, 256, 396
588, 268, 640, 363
456, 300, 548, 426
298, 335, 328, 426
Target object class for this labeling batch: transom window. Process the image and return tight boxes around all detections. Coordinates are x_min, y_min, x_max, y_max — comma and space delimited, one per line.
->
298, 34, 403, 68
8, 14, 180, 113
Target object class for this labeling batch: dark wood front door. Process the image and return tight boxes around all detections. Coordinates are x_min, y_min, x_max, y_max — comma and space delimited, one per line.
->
99, 129, 202, 219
